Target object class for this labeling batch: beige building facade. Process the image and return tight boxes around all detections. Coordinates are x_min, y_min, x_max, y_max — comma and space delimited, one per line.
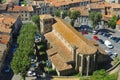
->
39, 14, 108, 76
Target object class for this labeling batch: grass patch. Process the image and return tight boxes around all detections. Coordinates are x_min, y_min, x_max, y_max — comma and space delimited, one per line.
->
112, 57, 120, 65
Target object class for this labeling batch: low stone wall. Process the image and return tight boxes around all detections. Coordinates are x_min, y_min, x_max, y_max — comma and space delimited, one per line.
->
106, 61, 120, 74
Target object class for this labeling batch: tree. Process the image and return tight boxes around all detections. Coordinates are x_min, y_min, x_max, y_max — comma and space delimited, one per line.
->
91, 69, 107, 80
90, 69, 118, 80
89, 11, 102, 29
69, 10, 80, 26
54, 10, 61, 17
108, 15, 118, 29
69, 10, 80, 20
11, 23, 37, 80
31, 15, 40, 25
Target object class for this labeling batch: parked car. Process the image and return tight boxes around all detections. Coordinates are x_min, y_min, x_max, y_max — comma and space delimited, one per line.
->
98, 39, 104, 44
102, 33, 112, 38
111, 37, 120, 43
105, 50, 113, 56
81, 30, 88, 34
104, 40, 114, 49
92, 30, 98, 35
99, 32, 105, 35
105, 50, 118, 57
4, 65, 10, 73
93, 36, 99, 40
27, 71, 36, 77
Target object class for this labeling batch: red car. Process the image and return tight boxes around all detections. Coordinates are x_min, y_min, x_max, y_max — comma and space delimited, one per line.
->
93, 36, 99, 40
81, 30, 88, 35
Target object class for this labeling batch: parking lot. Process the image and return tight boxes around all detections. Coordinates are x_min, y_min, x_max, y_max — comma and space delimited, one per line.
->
77, 27, 120, 59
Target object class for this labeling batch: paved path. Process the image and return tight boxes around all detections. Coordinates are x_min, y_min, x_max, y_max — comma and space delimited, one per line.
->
118, 69, 120, 80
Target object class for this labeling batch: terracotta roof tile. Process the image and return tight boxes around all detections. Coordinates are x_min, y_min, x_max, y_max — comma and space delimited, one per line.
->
45, 32, 73, 63
7, 5, 33, 12
39, 14, 53, 20
0, 14, 18, 34
0, 34, 10, 45
52, 18, 97, 54
45, 0, 90, 7
50, 52, 72, 71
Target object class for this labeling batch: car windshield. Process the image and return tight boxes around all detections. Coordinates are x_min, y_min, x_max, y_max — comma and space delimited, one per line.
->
108, 44, 112, 46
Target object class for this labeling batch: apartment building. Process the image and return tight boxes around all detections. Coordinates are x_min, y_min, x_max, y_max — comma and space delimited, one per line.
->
7, 5, 34, 21
70, 6, 90, 26
39, 14, 108, 76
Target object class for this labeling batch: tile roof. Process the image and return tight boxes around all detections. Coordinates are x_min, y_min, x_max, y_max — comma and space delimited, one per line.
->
111, 3, 120, 8
102, 14, 112, 21
87, 2, 105, 9
7, 5, 33, 12
0, 46, 6, 61
117, 19, 120, 25
0, 14, 18, 34
46, 32, 73, 63
49, 52, 72, 71
39, 14, 53, 20
45, 0, 90, 7
52, 18, 97, 54
0, 34, 10, 45
89, 40, 106, 54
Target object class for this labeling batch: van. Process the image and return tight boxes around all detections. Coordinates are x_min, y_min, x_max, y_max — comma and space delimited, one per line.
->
104, 40, 114, 49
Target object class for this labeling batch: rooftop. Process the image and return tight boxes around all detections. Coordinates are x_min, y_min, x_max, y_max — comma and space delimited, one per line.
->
7, 5, 33, 12
49, 52, 72, 71
46, 32, 73, 63
39, 14, 53, 20
52, 18, 97, 54
45, 0, 90, 7
0, 13, 18, 34
0, 34, 10, 45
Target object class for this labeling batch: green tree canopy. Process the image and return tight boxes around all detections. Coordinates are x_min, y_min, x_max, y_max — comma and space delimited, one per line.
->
108, 15, 118, 29
89, 11, 102, 28
11, 23, 37, 80
69, 10, 80, 20
90, 69, 118, 80
54, 10, 61, 17
31, 15, 40, 24
68, 10, 80, 26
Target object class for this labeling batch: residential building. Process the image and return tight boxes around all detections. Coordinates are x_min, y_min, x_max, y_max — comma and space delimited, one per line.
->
70, 6, 90, 26
0, 13, 22, 38
40, 14, 108, 76
0, 14, 22, 71
7, 5, 34, 21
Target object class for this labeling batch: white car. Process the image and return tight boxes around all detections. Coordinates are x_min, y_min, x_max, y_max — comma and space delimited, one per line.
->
27, 71, 36, 77
104, 40, 114, 49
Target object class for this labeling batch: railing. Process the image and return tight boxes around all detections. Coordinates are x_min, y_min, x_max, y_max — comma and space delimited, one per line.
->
106, 61, 120, 74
